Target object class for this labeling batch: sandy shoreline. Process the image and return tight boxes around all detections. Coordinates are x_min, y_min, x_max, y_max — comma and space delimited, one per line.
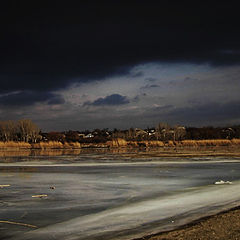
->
135, 206, 240, 240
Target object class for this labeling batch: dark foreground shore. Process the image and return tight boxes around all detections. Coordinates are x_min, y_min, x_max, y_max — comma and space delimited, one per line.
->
136, 207, 240, 240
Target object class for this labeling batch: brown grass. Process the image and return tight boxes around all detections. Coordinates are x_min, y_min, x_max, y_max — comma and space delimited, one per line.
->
32, 141, 63, 149
145, 141, 164, 147
0, 141, 31, 149
0, 139, 240, 150
166, 140, 175, 147
111, 138, 128, 147
231, 138, 240, 145
63, 142, 81, 149
181, 139, 240, 147
32, 141, 81, 149
107, 139, 240, 148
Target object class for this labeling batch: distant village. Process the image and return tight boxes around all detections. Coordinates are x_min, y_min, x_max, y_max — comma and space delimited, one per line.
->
0, 119, 240, 143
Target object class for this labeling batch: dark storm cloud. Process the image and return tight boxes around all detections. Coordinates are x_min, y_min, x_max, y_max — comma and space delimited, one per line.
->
84, 94, 130, 106
169, 101, 240, 123
148, 101, 240, 126
0, 91, 65, 106
0, 1, 239, 94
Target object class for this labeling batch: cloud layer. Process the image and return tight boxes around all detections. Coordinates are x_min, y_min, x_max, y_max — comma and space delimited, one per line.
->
0, 91, 65, 107
1, 2, 240, 95
0, 2, 239, 130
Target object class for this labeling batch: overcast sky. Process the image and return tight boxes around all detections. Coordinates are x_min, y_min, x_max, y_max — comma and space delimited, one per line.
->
0, 1, 240, 131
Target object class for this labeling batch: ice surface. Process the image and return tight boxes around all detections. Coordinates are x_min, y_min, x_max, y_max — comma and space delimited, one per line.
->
1, 157, 240, 239
11, 181, 240, 240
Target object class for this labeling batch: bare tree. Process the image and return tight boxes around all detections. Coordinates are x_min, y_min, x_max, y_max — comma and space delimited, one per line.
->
18, 119, 40, 142
0, 120, 18, 141
128, 127, 135, 140
156, 122, 171, 140
173, 125, 186, 141
0, 121, 9, 141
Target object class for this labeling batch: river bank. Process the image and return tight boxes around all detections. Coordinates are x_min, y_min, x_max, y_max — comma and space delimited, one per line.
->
0, 138, 240, 160
1, 138, 240, 150
136, 206, 240, 240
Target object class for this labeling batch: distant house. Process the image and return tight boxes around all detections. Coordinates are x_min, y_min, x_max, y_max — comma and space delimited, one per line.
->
85, 133, 94, 138
147, 129, 156, 136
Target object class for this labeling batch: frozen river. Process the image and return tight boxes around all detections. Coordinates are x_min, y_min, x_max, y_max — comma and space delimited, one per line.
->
1, 154, 240, 239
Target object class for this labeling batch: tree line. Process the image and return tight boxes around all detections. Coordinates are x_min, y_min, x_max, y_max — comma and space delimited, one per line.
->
1, 119, 240, 143
0, 119, 40, 143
